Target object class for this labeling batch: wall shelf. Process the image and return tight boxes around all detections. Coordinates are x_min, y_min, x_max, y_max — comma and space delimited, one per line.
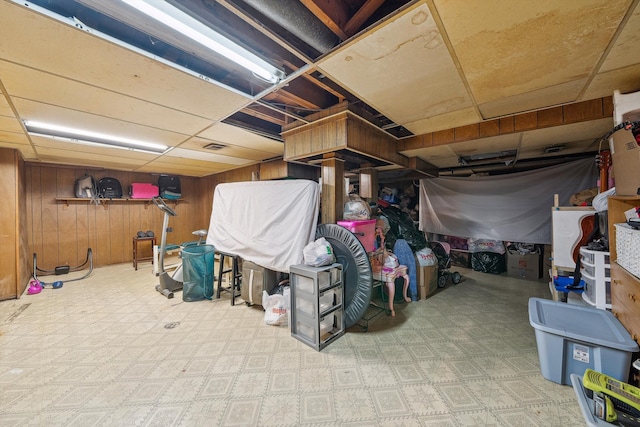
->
55, 197, 184, 209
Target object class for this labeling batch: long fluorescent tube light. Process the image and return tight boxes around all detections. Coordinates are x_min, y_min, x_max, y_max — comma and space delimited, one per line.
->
24, 120, 169, 154
120, 0, 285, 84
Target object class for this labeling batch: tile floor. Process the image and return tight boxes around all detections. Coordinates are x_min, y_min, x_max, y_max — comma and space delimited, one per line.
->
0, 261, 585, 426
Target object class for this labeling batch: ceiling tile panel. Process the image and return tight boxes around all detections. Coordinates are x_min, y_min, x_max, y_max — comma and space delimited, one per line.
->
196, 123, 284, 155
478, 79, 588, 119
446, 133, 522, 157
584, 64, 640, 100
0, 61, 215, 135
520, 118, 612, 151
405, 106, 481, 135
0, 0, 251, 120
317, 2, 472, 131
181, 136, 282, 162
436, 0, 630, 105
13, 99, 189, 147
34, 146, 152, 170
0, 114, 23, 133
165, 147, 252, 166
598, 3, 640, 73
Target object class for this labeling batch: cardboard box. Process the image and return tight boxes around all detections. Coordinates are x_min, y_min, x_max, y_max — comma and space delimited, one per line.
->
506, 251, 542, 280
609, 128, 640, 196
416, 264, 438, 300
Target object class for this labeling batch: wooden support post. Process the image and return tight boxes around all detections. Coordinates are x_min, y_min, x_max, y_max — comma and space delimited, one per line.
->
321, 153, 345, 224
359, 164, 378, 203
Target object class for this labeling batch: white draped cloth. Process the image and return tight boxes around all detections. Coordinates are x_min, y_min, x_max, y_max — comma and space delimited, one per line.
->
419, 158, 598, 244
207, 180, 320, 272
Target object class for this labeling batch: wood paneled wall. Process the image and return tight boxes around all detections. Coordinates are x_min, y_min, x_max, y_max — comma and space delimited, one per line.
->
25, 164, 212, 270
0, 148, 29, 300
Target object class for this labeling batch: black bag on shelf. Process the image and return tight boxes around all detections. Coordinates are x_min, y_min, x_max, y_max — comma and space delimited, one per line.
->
158, 175, 181, 199
97, 177, 123, 199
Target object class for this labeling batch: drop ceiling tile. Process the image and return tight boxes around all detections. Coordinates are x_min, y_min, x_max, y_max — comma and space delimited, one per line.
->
317, 2, 472, 130
404, 107, 481, 135
0, 94, 15, 117
14, 99, 189, 147
583, 63, 640, 100
0, 130, 30, 146
0, 61, 214, 135
435, 0, 630, 105
0, 115, 23, 133
166, 147, 252, 166
180, 136, 281, 161
31, 135, 157, 161
135, 162, 225, 177
447, 133, 522, 157
0, 1, 250, 120
196, 123, 283, 154
34, 146, 151, 170
401, 144, 457, 166
520, 118, 611, 150
599, 3, 640, 73
477, 79, 588, 119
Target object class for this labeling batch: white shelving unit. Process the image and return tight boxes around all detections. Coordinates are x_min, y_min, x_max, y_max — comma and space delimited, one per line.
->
580, 247, 611, 310
290, 263, 344, 351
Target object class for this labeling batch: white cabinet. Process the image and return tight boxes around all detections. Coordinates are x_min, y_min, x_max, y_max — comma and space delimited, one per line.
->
290, 263, 344, 351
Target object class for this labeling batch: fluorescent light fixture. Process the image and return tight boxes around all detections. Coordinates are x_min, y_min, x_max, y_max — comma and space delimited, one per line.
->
24, 120, 169, 154
120, 0, 285, 84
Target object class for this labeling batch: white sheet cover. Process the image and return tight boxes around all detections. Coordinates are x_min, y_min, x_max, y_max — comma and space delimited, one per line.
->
419, 158, 598, 244
206, 180, 320, 272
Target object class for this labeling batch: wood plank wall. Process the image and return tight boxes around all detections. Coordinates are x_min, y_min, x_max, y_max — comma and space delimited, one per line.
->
25, 164, 211, 270
18, 154, 29, 297
0, 149, 19, 299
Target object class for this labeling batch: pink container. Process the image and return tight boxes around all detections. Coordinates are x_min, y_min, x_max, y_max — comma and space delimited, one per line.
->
129, 183, 159, 199
337, 219, 377, 252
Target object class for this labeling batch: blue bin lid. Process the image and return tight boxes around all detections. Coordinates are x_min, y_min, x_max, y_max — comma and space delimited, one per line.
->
528, 297, 639, 352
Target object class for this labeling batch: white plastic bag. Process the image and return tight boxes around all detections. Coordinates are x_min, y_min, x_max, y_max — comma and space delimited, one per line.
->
384, 252, 399, 269
303, 237, 336, 267
344, 194, 371, 220
263, 291, 288, 326
415, 247, 436, 266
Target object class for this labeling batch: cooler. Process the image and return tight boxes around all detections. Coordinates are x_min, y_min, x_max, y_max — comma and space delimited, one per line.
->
337, 219, 376, 252
528, 297, 638, 385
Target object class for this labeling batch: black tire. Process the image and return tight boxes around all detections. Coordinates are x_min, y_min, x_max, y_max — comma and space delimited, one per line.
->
452, 271, 462, 284
437, 274, 447, 288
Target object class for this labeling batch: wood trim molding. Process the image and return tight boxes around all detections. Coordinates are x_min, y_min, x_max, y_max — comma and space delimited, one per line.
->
399, 96, 614, 150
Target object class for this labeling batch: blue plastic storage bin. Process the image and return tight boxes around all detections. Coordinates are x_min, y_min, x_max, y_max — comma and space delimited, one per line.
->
528, 297, 638, 385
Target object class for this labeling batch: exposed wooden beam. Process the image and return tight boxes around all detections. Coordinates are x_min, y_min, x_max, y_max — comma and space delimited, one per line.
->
344, 0, 385, 36
241, 106, 286, 126
407, 157, 439, 177
300, 0, 349, 40
300, 73, 346, 102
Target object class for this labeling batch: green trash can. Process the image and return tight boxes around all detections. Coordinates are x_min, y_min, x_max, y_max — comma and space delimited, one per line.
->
181, 244, 214, 302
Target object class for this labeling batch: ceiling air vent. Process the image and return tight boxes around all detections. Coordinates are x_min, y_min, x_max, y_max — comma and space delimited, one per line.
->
203, 142, 226, 150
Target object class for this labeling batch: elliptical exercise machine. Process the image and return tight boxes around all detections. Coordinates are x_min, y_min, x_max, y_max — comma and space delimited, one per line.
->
152, 197, 207, 299
153, 197, 182, 298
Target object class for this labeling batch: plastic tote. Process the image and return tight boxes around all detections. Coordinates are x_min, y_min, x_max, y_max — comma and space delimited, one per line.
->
181, 244, 214, 302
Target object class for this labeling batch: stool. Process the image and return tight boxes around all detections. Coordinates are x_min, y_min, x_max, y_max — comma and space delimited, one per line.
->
216, 251, 242, 305
133, 236, 156, 270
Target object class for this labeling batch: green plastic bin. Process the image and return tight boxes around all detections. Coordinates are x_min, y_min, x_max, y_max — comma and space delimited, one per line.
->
181, 244, 214, 302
